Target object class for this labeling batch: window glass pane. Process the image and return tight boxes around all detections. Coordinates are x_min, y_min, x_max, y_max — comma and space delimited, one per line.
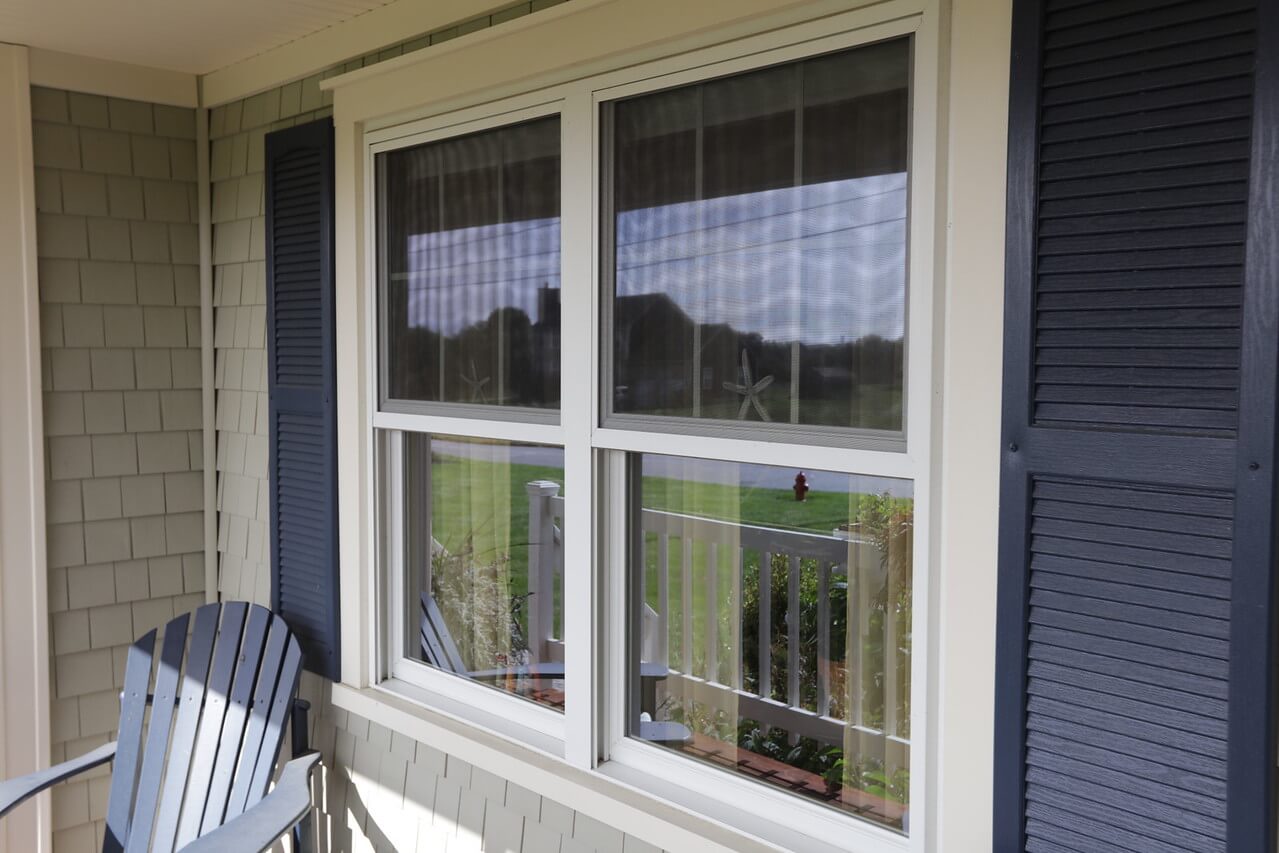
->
609, 39, 909, 432
628, 453, 913, 831
381, 116, 561, 409
402, 433, 566, 712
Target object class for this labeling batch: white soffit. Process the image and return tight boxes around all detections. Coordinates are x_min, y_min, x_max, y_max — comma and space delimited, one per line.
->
0, 0, 403, 76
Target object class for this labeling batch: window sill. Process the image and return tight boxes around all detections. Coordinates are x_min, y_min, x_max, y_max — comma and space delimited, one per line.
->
332, 680, 895, 853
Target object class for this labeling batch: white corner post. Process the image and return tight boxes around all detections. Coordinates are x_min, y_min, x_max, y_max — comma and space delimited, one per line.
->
0, 43, 52, 853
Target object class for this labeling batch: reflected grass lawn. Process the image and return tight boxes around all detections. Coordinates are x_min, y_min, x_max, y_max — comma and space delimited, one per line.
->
427, 451, 898, 671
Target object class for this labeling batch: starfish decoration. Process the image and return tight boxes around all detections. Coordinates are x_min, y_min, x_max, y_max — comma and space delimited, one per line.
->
460, 359, 491, 403
722, 349, 774, 422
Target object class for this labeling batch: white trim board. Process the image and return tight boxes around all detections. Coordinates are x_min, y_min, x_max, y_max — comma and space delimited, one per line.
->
26, 47, 197, 106
0, 42, 52, 853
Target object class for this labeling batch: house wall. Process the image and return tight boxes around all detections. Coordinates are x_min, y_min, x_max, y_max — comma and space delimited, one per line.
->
14, 0, 1012, 849
206, 3, 655, 852
29, 86, 207, 852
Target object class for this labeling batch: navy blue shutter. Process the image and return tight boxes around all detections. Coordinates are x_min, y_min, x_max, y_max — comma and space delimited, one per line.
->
265, 117, 340, 681
996, 2, 1277, 851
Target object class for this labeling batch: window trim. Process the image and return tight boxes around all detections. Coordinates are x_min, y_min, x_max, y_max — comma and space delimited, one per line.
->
348, 6, 940, 853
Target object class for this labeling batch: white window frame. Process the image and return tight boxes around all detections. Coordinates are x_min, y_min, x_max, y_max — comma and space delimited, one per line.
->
351, 3, 939, 851
368, 96, 572, 743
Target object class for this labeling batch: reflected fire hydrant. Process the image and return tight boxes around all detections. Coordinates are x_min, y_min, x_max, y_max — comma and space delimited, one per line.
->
793, 471, 809, 502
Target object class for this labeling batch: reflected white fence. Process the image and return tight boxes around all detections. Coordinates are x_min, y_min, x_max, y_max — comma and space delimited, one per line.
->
525, 480, 909, 766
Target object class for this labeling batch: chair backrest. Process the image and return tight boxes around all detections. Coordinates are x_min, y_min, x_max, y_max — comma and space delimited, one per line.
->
103, 601, 303, 853
419, 591, 468, 674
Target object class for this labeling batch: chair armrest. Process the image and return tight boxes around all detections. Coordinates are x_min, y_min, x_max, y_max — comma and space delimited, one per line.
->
179, 751, 320, 853
0, 742, 117, 820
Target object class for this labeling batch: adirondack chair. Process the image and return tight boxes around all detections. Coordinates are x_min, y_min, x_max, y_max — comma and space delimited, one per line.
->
420, 592, 692, 745
0, 601, 319, 853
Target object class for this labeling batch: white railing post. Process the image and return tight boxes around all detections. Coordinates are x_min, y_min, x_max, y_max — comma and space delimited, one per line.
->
525, 480, 561, 662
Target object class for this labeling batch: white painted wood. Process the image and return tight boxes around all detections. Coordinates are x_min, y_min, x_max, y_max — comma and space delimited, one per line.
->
559, 90, 600, 760
930, 2, 1009, 849
325, 0, 925, 124
0, 43, 51, 853
27, 48, 196, 106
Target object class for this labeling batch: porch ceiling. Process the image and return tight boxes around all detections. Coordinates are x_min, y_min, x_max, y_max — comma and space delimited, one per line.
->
0, 0, 403, 75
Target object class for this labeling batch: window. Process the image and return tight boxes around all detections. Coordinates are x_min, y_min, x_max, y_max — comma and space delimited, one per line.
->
603, 40, 915, 833
374, 108, 570, 730
380, 116, 561, 414
366, 19, 928, 850
626, 454, 913, 832
604, 39, 910, 436
400, 434, 566, 712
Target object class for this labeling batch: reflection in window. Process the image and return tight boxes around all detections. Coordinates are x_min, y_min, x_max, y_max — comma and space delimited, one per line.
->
380, 117, 561, 409
402, 434, 566, 711
608, 39, 909, 431
629, 454, 913, 831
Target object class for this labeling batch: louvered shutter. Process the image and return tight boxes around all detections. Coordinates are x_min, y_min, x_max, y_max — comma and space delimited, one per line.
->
995, 2, 1278, 852
265, 117, 340, 681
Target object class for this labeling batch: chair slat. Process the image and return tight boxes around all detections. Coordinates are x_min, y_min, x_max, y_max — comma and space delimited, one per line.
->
124, 613, 190, 853
421, 593, 467, 673
174, 602, 248, 847
224, 617, 291, 820
104, 629, 157, 853
151, 604, 220, 853
200, 606, 271, 834
247, 641, 303, 800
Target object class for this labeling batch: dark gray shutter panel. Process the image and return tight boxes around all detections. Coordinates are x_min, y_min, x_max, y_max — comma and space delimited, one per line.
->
265, 117, 340, 681
996, 2, 1277, 852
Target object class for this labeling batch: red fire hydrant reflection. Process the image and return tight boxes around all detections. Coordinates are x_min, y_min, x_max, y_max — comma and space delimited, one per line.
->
793, 472, 809, 502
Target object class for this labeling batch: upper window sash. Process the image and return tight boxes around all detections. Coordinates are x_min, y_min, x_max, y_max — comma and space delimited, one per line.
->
373, 102, 566, 426
597, 36, 913, 451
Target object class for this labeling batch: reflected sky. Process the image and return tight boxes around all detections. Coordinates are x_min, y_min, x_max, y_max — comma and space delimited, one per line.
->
393, 171, 906, 345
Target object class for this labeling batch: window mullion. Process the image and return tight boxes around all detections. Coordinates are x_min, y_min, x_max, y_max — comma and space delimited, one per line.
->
560, 89, 599, 769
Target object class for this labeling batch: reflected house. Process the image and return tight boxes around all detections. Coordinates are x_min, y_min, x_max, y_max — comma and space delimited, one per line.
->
614, 289, 903, 421
533, 284, 561, 398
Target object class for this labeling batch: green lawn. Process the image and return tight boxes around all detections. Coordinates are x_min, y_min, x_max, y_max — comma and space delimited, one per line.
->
427, 451, 907, 678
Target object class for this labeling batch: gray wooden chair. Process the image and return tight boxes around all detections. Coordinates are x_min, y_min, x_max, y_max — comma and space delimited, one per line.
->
0, 601, 319, 853
420, 591, 692, 745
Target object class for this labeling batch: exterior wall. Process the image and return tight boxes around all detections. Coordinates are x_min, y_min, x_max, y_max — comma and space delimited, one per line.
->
207, 4, 626, 852
29, 85, 206, 852
209, 0, 567, 607
209, 75, 332, 605
299, 677, 670, 853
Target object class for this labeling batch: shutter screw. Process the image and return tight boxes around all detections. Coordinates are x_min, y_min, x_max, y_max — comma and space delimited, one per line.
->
1008, 442, 1018, 452
1250, 461, 1261, 471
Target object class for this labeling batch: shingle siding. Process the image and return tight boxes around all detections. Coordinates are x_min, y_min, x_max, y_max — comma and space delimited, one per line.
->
38, 2, 666, 851
33, 86, 205, 853
297, 676, 674, 853
206, 3, 674, 849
